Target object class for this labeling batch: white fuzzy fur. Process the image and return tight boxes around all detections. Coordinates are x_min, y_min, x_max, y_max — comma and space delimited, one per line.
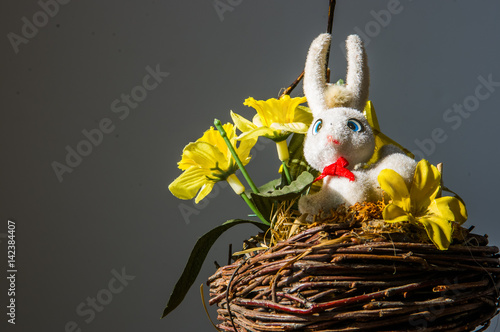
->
303, 33, 330, 113
345, 35, 370, 111
299, 34, 417, 216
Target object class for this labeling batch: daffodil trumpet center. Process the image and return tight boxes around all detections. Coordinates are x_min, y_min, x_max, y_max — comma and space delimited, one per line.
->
411, 204, 429, 218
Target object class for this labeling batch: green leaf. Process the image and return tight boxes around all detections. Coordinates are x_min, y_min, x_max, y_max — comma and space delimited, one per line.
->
255, 178, 282, 194
250, 196, 274, 223
251, 171, 314, 200
161, 219, 268, 318
248, 171, 315, 222
243, 178, 282, 222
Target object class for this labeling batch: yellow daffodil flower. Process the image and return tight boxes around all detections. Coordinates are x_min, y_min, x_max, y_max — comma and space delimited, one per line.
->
378, 159, 467, 250
231, 95, 312, 162
169, 123, 257, 203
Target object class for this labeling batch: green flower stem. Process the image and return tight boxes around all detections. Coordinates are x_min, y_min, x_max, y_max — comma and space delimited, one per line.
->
282, 160, 292, 185
276, 140, 292, 184
214, 119, 259, 194
240, 193, 270, 226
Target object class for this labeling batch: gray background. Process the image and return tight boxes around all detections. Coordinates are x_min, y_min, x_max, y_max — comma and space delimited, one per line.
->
1, 0, 500, 331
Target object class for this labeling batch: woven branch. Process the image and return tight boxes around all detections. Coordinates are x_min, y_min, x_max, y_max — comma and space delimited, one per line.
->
208, 223, 500, 332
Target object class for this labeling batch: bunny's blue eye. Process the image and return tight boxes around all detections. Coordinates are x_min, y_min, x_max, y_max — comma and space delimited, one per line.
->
312, 119, 323, 135
347, 119, 363, 132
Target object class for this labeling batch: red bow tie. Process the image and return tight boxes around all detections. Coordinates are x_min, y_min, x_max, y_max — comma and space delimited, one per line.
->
314, 157, 355, 183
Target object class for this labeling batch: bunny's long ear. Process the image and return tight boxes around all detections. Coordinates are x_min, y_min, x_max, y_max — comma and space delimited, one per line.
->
304, 34, 370, 114
345, 34, 370, 111
303, 33, 331, 116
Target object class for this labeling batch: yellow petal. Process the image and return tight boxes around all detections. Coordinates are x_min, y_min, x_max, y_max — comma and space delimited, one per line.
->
366, 134, 386, 165
222, 123, 236, 140
428, 197, 468, 225
293, 106, 313, 126
177, 143, 197, 170
283, 95, 307, 123
378, 169, 411, 210
197, 124, 235, 157
182, 142, 227, 169
240, 96, 309, 140
198, 126, 222, 146
411, 160, 441, 207
180, 125, 231, 170
418, 216, 453, 250
243, 96, 307, 126
244, 97, 275, 127
230, 111, 257, 134
363, 101, 381, 131
235, 137, 257, 165
252, 114, 263, 127
270, 122, 309, 134
383, 204, 411, 223
169, 167, 210, 200
236, 126, 279, 141
194, 181, 215, 203
457, 198, 468, 223
268, 97, 288, 123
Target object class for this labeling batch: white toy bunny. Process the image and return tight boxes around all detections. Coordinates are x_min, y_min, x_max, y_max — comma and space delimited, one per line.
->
298, 33, 417, 216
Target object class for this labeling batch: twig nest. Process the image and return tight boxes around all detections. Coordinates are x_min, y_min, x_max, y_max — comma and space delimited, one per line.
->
208, 221, 500, 332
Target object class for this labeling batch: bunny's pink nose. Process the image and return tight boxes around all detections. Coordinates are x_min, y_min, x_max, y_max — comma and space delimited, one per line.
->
327, 135, 340, 145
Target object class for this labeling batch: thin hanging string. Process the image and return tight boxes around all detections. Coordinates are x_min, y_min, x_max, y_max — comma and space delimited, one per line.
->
279, 0, 337, 98
325, 0, 336, 74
